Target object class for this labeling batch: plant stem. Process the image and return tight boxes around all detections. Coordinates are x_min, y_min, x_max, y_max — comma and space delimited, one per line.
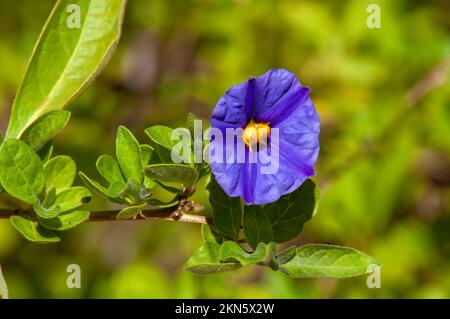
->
0, 202, 212, 225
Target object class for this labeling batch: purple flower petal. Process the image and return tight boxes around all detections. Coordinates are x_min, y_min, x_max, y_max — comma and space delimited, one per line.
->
210, 69, 320, 205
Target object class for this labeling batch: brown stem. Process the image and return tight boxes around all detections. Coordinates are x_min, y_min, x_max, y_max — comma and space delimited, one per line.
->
0, 202, 212, 225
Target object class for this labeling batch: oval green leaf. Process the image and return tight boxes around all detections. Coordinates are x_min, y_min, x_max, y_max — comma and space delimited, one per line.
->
0, 139, 44, 204
6, 0, 127, 139
44, 155, 76, 193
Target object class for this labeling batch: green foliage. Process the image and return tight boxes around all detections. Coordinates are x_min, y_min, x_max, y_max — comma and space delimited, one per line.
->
279, 244, 381, 279
5, 0, 127, 139
9, 215, 60, 244
39, 210, 90, 231
20, 110, 70, 151
43, 156, 76, 193
0, 139, 44, 204
207, 176, 242, 241
145, 164, 198, 189
116, 126, 144, 184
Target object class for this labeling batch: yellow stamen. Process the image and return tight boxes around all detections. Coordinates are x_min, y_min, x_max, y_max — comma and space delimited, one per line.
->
243, 121, 271, 150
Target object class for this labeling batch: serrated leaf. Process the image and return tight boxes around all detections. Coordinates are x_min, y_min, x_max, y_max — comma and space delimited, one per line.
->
0, 139, 44, 204
51, 186, 92, 212
6, 0, 127, 139
243, 205, 273, 249
44, 155, 76, 193
96, 154, 124, 184
20, 110, 70, 150
207, 176, 242, 241
279, 244, 381, 279
145, 164, 198, 188
39, 210, 90, 231
10, 215, 60, 243
116, 205, 143, 220
116, 126, 144, 183
0, 265, 8, 299
219, 241, 269, 266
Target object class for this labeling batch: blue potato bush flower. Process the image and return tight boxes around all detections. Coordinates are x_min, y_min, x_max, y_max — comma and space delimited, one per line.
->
210, 69, 320, 205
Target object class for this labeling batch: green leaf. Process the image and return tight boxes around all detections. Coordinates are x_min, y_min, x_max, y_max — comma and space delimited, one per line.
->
116, 205, 144, 220
0, 265, 8, 299
148, 196, 179, 208
33, 188, 61, 219
276, 246, 297, 264
186, 112, 200, 138
6, 0, 127, 139
144, 125, 178, 163
51, 186, 92, 212
37, 141, 53, 163
243, 205, 273, 249
39, 210, 90, 231
116, 126, 144, 183
184, 242, 239, 275
140, 145, 157, 189
96, 154, 124, 184
0, 139, 44, 204
279, 244, 381, 279
263, 179, 319, 243
185, 225, 240, 275
20, 110, 70, 150
219, 241, 269, 266
145, 164, 198, 188
44, 155, 76, 193
241, 179, 319, 248
79, 172, 122, 203
207, 176, 242, 241
10, 215, 60, 243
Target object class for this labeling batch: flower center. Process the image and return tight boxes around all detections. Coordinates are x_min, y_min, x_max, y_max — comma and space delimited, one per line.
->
243, 121, 271, 149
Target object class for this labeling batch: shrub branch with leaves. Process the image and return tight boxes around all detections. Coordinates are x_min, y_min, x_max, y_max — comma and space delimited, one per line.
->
0, 0, 380, 297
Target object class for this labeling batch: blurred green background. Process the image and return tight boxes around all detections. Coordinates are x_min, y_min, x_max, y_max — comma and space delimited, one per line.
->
1, 0, 449, 298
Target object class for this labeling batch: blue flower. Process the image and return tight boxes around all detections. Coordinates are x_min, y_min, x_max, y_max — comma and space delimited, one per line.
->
210, 69, 320, 205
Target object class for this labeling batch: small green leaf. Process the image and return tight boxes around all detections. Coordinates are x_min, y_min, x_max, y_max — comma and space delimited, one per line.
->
186, 112, 200, 138
0, 139, 44, 204
6, 0, 127, 139
140, 145, 157, 189
96, 154, 124, 184
20, 110, 70, 150
51, 186, 92, 212
144, 125, 178, 163
184, 242, 239, 275
116, 126, 144, 183
219, 241, 269, 266
10, 215, 60, 243
0, 265, 8, 299
207, 176, 242, 241
79, 172, 122, 203
145, 164, 198, 188
279, 244, 381, 279
33, 202, 60, 219
43, 155, 76, 193
243, 205, 273, 249
39, 210, 89, 231
116, 205, 144, 220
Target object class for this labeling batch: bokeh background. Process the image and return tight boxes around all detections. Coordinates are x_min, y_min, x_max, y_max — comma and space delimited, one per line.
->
1, 0, 449, 298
